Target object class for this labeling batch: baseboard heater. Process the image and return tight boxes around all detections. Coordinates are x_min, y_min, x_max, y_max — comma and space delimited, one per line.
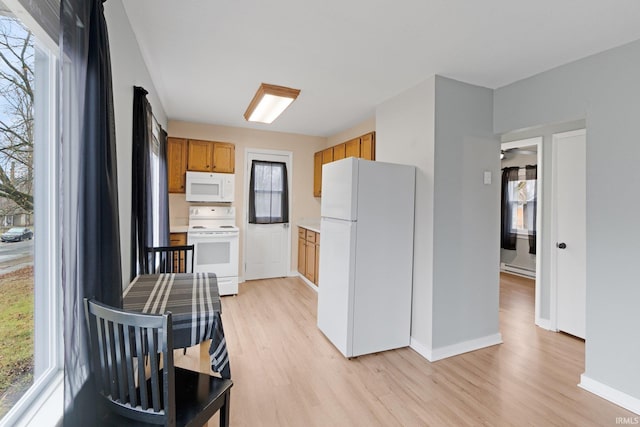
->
501, 263, 535, 278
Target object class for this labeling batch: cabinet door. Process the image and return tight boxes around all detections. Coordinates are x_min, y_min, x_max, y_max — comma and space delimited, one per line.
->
187, 140, 213, 171
169, 232, 187, 246
305, 240, 316, 282
212, 142, 235, 173
167, 138, 188, 193
322, 147, 333, 164
313, 151, 323, 197
298, 235, 306, 276
360, 132, 375, 160
333, 143, 346, 161
345, 138, 360, 158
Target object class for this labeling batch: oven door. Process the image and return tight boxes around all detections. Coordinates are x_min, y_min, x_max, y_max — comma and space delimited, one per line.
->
188, 231, 239, 278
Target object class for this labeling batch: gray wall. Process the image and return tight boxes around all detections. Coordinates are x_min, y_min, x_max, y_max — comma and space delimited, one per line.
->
376, 76, 436, 350
495, 39, 640, 399
104, 0, 168, 287
432, 76, 500, 348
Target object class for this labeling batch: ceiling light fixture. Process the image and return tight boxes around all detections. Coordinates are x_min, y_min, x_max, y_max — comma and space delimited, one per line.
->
244, 83, 301, 124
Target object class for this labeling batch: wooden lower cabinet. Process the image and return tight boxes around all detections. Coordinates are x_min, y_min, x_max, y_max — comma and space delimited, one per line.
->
169, 232, 187, 246
298, 227, 320, 285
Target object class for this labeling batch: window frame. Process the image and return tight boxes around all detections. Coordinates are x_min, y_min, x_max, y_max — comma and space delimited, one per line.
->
508, 168, 536, 237
0, 5, 63, 426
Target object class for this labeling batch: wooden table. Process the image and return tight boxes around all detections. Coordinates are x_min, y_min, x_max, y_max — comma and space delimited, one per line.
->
123, 272, 230, 378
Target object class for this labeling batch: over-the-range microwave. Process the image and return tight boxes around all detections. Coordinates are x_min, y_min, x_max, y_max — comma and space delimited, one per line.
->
185, 171, 235, 202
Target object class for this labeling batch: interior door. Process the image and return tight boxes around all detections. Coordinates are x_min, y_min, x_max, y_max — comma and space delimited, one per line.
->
554, 129, 587, 339
244, 150, 291, 280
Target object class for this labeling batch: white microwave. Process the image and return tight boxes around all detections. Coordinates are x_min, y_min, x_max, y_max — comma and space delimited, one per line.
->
185, 171, 235, 202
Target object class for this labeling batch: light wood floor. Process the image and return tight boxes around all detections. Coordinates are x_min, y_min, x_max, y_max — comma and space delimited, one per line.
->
177, 273, 634, 426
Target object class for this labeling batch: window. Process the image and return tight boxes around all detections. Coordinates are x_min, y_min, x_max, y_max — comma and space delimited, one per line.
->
248, 160, 289, 224
508, 169, 536, 234
0, 3, 61, 425
150, 119, 161, 246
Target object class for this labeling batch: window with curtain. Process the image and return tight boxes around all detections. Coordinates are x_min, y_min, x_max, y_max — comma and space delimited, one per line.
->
501, 165, 537, 253
249, 160, 289, 224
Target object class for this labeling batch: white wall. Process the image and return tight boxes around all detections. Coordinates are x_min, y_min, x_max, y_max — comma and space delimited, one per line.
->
495, 38, 640, 406
104, 0, 168, 287
376, 76, 436, 351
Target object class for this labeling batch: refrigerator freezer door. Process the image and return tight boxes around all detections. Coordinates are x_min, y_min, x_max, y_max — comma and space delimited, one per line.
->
317, 217, 357, 357
321, 158, 358, 221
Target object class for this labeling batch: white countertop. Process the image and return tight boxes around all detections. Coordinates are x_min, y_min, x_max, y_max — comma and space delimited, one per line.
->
170, 225, 189, 233
297, 219, 321, 233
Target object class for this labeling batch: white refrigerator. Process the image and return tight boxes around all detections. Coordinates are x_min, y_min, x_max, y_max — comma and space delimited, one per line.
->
317, 157, 415, 358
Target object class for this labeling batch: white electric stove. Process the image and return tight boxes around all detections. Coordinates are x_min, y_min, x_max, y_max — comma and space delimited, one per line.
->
187, 206, 239, 296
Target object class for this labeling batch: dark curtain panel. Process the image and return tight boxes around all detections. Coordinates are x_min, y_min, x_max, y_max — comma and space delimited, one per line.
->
526, 165, 537, 254
249, 160, 289, 224
61, 0, 122, 424
158, 127, 170, 246
130, 86, 153, 280
500, 167, 519, 250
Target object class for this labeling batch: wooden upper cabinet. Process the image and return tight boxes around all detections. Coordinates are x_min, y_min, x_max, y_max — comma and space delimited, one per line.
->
333, 143, 346, 161
186, 139, 235, 173
360, 132, 375, 160
313, 151, 322, 197
345, 138, 360, 158
168, 137, 188, 193
322, 147, 333, 164
212, 142, 235, 173
187, 139, 213, 171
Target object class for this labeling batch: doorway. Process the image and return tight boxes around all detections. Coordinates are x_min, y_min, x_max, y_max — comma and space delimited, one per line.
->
243, 149, 292, 280
500, 137, 543, 324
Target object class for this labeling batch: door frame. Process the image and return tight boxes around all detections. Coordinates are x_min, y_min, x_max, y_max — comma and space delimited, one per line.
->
550, 128, 586, 333
501, 137, 544, 327
243, 148, 293, 280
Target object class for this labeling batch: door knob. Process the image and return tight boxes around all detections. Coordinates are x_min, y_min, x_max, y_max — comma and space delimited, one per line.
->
557, 242, 567, 249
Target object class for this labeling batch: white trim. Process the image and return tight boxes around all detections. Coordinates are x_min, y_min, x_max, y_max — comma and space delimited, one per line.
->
18, 373, 63, 427
297, 272, 318, 292
409, 337, 433, 361
535, 318, 555, 331
579, 374, 640, 415
411, 334, 503, 362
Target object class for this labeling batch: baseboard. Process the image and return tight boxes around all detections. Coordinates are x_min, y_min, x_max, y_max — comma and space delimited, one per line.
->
410, 333, 502, 362
297, 273, 318, 292
409, 337, 434, 361
535, 317, 554, 331
579, 374, 640, 415
238, 275, 245, 284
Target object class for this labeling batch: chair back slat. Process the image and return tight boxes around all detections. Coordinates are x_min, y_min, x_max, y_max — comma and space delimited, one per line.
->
84, 298, 174, 425
144, 245, 194, 274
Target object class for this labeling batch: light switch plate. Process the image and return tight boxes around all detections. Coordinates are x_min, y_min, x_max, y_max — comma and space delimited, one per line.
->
483, 171, 492, 185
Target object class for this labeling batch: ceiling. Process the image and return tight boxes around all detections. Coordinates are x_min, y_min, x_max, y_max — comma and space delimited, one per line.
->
122, 1, 640, 137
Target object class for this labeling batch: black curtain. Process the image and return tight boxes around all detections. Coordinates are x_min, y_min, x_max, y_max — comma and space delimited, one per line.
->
526, 165, 537, 254
249, 160, 289, 224
500, 167, 519, 250
61, 0, 122, 424
130, 86, 153, 280
158, 127, 170, 246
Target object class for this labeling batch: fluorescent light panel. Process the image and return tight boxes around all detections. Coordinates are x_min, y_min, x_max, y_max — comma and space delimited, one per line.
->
244, 83, 300, 124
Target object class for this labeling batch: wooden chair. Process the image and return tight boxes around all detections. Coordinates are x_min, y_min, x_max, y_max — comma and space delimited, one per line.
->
144, 245, 194, 274
84, 298, 233, 427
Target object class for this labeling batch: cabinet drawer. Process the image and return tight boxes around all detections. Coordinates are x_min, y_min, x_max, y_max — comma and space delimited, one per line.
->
305, 230, 317, 243
298, 228, 306, 239
169, 232, 187, 246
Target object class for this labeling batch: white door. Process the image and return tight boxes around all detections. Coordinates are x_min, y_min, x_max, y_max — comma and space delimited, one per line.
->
553, 129, 586, 339
244, 150, 291, 280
